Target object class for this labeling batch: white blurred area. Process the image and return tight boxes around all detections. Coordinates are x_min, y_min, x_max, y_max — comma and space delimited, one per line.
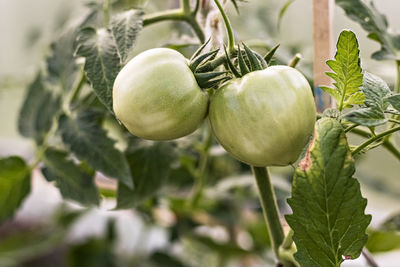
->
1, 0, 400, 266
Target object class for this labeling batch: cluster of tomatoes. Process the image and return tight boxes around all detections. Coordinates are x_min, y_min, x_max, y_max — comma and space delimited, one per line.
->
113, 48, 316, 167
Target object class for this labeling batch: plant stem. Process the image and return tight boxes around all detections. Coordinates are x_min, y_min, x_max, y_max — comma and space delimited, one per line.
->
389, 118, 400, 125
181, 0, 191, 14
214, 0, 235, 52
362, 248, 379, 267
70, 71, 86, 104
143, 9, 205, 43
289, 53, 302, 68
193, 0, 200, 15
251, 166, 284, 258
344, 123, 359, 133
351, 126, 400, 156
395, 60, 400, 94
143, 9, 185, 26
281, 229, 294, 250
190, 126, 213, 208
185, 16, 206, 43
349, 128, 400, 161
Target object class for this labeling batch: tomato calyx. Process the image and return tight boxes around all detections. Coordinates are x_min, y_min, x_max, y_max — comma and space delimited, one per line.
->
189, 38, 230, 89
224, 42, 280, 78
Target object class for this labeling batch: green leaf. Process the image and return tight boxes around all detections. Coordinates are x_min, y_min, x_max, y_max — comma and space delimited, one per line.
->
385, 94, 400, 112
42, 148, 99, 205
343, 72, 394, 126
344, 107, 387, 127
336, 0, 400, 61
116, 142, 178, 208
75, 27, 121, 112
18, 73, 61, 144
278, 0, 295, 30
366, 230, 400, 253
362, 72, 391, 109
58, 109, 133, 188
323, 30, 364, 110
47, 28, 79, 91
111, 9, 144, 63
286, 118, 371, 267
0, 157, 31, 223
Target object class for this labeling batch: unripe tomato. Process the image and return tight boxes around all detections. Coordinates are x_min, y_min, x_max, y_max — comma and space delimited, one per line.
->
209, 66, 316, 166
113, 48, 208, 140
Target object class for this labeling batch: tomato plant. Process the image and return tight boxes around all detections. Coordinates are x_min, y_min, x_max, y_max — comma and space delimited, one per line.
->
1, 0, 400, 266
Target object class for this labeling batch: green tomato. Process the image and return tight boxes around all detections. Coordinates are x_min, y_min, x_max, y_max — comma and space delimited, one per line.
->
113, 48, 208, 140
209, 65, 316, 167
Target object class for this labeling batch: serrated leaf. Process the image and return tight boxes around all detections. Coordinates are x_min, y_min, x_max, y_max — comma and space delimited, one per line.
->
47, 28, 79, 91
324, 30, 364, 110
42, 148, 99, 205
111, 9, 144, 63
336, 0, 400, 61
58, 109, 133, 188
385, 94, 400, 112
0, 156, 31, 223
18, 73, 61, 144
116, 142, 178, 208
75, 27, 121, 112
344, 107, 387, 127
320, 86, 340, 104
286, 118, 371, 267
362, 72, 391, 109
18, 73, 46, 139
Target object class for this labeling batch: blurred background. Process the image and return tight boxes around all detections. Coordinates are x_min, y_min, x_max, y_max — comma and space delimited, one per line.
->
0, 0, 400, 266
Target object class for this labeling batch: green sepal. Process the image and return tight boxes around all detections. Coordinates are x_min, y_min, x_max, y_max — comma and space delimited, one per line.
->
237, 46, 250, 75
189, 49, 219, 72
243, 43, 262, 71
194, 71, 227, 85
264, 43, 280, 64
254, 52, 268, 69
200, 76, 230, 89
223, 45, 241, 78
190, 37, 212, 62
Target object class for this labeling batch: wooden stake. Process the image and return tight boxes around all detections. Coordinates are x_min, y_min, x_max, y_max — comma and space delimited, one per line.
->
313, 0, 334, 112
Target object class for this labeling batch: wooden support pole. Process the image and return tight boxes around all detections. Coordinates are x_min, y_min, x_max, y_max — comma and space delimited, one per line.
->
313, 0, 334, 112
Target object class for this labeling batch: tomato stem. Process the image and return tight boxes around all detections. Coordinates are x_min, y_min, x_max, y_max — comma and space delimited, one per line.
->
251, 166, 284, 260
190, 125, 213, 208
351, 126, 400, 156
181, 0, 191, 14
289, 53, 302, 68
214, 0, 235, 53
348, 127, 400, 161
143, 9, 205, 43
